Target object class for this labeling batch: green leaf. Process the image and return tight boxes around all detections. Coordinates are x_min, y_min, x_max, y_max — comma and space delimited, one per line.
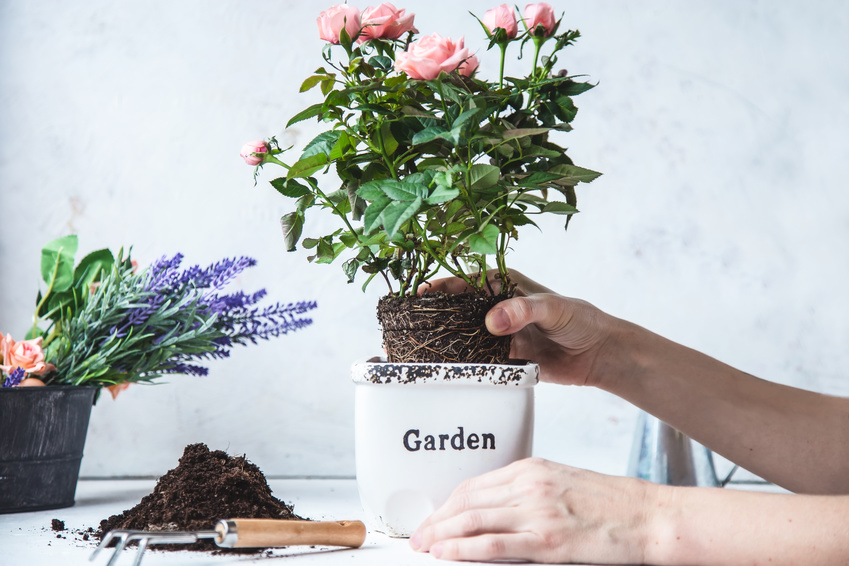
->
425, 186, 460, 205
280, 212, 304, 251
270, 178, 311, 198
300, 75, 326, 93
469, 164, 501, 191
542, 201, 579, 215
287, 153, 328, 179
382, 197, 422, 238
452, 108, 480, 129
74, 249, 114, 291
363, 195, 392, 234
342, 258, 359, 283
301, 131, 342, 159
379, 122, 399, 156
502, 127, 550, 140
328, 131, 352, 161
468, 224, 500, 255
359, 179, 427, 201
286, 103, 324, 128
357, 181, 386, 201
550, 164, 603, 184
368, 55, 393, 71
41, 235, 78, 292
412, 126, 449, 145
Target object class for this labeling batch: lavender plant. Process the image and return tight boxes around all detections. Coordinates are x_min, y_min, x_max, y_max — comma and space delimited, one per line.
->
2, 235, 316, 389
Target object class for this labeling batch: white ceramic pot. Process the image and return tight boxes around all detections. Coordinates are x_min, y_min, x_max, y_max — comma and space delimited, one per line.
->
352, 357, 539, 537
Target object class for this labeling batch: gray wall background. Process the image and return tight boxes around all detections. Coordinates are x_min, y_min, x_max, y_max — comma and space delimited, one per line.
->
1, 0, 847, 478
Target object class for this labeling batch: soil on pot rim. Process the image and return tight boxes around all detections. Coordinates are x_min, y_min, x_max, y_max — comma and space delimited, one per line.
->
98, 443, 303, 553
377, 291, 512, 364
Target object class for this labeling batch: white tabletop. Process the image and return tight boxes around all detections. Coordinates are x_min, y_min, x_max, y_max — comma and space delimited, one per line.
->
1, 478, 571, 566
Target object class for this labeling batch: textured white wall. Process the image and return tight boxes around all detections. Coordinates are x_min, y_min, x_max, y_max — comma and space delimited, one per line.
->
1, 0, 848, 478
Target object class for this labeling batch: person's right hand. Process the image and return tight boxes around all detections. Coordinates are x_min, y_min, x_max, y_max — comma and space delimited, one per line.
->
421, 270, 626, 387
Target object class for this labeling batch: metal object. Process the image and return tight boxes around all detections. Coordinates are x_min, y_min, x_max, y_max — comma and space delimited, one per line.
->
90, 518, 367, 566
627, 410, 721, 487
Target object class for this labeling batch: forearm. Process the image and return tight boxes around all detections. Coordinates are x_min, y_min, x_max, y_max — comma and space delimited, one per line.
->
597, 318, 849, 493
646, 486, 849, 565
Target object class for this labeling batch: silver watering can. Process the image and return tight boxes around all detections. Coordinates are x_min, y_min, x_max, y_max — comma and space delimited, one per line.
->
627, 411, 737, 487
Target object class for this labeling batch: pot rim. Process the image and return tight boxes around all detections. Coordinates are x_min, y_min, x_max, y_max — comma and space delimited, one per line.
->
352, 357, 539, 387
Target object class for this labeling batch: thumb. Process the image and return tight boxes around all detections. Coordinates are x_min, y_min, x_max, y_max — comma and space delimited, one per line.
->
486, 294, 561, 336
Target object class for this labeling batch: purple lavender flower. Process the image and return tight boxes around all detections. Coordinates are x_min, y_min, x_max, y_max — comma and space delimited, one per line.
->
2, 367, 25, 388
107, 254, 316, 380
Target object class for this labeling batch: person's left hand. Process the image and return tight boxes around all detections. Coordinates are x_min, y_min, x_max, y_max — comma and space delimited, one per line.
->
409, 457, 660, 564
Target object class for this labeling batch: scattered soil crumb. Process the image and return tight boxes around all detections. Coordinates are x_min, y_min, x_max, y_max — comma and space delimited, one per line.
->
97, 443, 303, 553
51, 519, 65, 531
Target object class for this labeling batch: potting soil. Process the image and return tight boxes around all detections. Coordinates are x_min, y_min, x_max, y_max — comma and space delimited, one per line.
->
98, 443, 303, 552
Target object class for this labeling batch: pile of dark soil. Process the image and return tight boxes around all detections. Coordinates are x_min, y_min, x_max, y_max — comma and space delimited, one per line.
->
98, 443, 303, 552
378, 291, 512, 364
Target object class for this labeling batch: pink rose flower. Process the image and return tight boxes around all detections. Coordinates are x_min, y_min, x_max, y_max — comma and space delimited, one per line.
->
359, 3, 417, 41
523, 2, 556, 36
240, 140, 268, 166
482, 4, 518, 39
395, 33, 479, 80
0, 334, 55, 376
106, 382, 131, 399
317, 4, 362, 44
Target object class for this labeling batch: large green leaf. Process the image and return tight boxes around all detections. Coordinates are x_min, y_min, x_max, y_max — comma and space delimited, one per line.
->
411, 126, 449, 145
280, 212, 304, 251
542, 202, 579, 215
74, 249, 114, 290
425, 186, 460, 204
363, 196, 392, 234
287, 153, 328, 179
469, 164, 501, 191
270, 178, 311, 198
468, 224, 500, 255
502, 127, 550, 140
382, 198, 422, 238
301, 131, 342, 159
41, 235, 78, 292
550, 164, 603, 184
286, 103, 323, 128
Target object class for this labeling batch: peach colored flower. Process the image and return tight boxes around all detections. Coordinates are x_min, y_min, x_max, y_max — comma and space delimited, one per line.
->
524, 2, 556, 36
395, 33, 479, 80
482, 4, 518, 39
317, 4, 362, 44
106, 382, 131, 399
0, 334, 55, 376
240, 140, 268, 166
359, 3, 417, 41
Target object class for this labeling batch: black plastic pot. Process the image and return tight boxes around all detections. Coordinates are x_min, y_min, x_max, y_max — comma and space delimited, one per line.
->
0, 385, 97, 513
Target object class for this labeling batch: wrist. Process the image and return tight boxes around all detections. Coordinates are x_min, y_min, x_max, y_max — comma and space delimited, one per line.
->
588, 314, 648, 393
641, 484, 682, 566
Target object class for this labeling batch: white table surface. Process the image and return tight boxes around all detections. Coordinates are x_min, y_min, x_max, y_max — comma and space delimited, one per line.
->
2, 478, 585, 566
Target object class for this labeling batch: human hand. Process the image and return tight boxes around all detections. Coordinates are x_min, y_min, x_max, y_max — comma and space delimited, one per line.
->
409, 457, 658, 564
422, 270, 624, 387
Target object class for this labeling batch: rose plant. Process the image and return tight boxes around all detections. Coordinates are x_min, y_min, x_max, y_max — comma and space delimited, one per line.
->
0, 235, 316, 397
243, 2, 599, 362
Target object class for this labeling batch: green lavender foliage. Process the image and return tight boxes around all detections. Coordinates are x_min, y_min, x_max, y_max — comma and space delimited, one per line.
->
44, 260, 221, 386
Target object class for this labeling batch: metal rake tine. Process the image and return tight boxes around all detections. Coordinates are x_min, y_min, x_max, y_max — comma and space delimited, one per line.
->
132, 536, 150, 566
106, 532, 131, 566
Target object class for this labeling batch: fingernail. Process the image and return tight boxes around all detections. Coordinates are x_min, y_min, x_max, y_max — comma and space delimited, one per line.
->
431, 543, 443, 558
409, 533, 421, 551
487, 308, 510, 334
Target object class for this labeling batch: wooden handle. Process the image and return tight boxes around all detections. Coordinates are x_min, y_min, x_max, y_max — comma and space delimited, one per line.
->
215, 519, 366, 549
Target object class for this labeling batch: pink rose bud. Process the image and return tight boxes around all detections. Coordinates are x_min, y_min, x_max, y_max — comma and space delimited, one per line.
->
240, 140, 268, 166
359, 3, 417, 41
394, 33, 479, 80
317, 4, 362, 44
0, 334, 55, 376
482, 4, 518, 39
523, 2, 556, 36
